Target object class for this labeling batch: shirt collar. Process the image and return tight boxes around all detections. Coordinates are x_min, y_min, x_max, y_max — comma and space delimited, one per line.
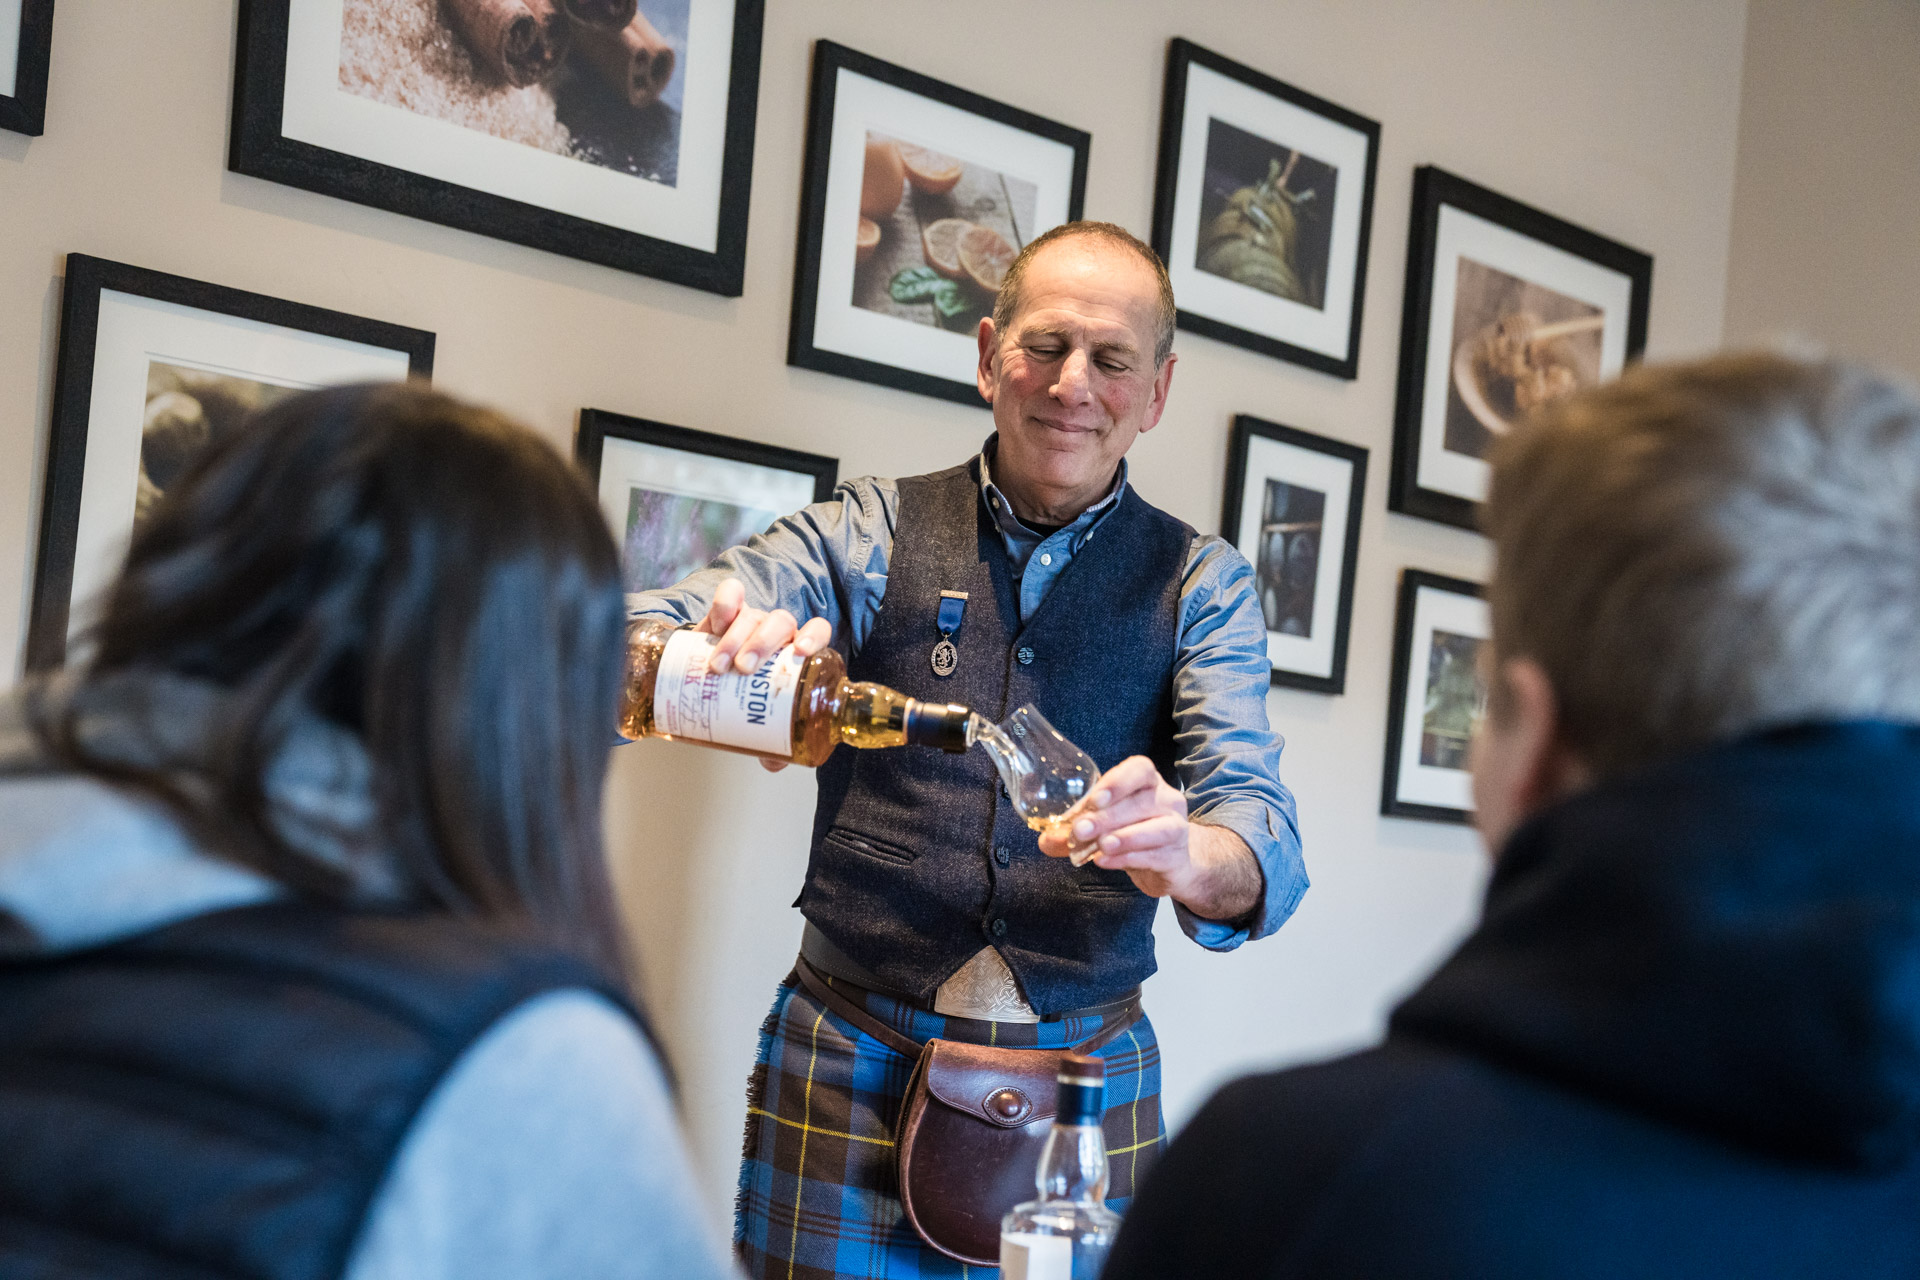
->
976, 434, 1129, 539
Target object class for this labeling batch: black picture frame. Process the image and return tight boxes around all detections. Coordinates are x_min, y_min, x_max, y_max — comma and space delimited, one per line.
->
1381, 568, 1487, 825
787, 40, 1090, 407
1150, 38, 1380, 379
1389, 165, 1654, 531
0, 0, 54, 135
1220, 414, 1367, 694
229, 0, 764, 296
26, 253, 435, 670
578, 409, 837, 595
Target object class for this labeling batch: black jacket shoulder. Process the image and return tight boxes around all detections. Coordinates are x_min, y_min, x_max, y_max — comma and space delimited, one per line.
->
1110, 1036, 1920, 1280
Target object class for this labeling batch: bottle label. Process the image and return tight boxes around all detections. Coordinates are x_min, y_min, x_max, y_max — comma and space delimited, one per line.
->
654, 630, 803, 757
1000, 1232, 1072, 1280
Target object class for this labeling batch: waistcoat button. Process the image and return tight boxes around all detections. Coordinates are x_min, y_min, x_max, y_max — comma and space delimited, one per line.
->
990, 917, 1008, 937
993, 846, 1011, 867
1016, 646, 1035, 665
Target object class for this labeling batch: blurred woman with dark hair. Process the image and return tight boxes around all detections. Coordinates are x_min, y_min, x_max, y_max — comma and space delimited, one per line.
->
0, 383, 739, 1279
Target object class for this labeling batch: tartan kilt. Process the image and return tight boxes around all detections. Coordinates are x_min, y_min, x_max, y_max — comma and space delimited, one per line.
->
735, 969, 1164, 1280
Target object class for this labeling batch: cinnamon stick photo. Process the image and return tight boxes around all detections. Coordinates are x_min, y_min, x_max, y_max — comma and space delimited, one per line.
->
336, 0, 691, 187
443, 0, 571, 88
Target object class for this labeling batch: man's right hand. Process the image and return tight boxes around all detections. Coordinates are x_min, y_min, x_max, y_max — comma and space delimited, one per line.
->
699, 578, 833, 772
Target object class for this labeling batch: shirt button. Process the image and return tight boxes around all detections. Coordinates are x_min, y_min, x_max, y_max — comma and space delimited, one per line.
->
990, 918, 1008, 938
993, 846, 1011, 867
1039, 553, 1053, 566
1016, 646, 1035, 665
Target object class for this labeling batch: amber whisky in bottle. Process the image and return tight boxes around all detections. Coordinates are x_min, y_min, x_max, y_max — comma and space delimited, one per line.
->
621, 618, 971, 766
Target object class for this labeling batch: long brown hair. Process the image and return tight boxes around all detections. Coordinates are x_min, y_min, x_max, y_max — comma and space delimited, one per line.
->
32, 382, 632, 977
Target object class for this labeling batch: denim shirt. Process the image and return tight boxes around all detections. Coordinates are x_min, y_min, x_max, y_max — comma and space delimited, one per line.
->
628, 445, 1307, 950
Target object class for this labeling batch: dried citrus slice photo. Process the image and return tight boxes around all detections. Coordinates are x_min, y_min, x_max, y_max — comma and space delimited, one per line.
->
958, 224, 1017, 294
861, 137, 905, 220
921, 218, 973, 280
897, 143, 964, 196
856, 217, 882, 265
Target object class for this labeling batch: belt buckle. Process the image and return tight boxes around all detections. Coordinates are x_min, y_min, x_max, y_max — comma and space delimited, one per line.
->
933, 947, 1040, 1022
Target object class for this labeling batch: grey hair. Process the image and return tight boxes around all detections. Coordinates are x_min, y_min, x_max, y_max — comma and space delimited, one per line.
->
1483, 353, 1920, 777
990, 221, 1177, 365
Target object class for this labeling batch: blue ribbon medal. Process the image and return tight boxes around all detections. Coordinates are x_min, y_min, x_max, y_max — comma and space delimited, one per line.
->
932, 590, 967, 677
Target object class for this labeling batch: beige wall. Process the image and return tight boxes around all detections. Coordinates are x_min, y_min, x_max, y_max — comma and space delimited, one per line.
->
1723, 0, 1920, 379
0, 0, 1749, 1230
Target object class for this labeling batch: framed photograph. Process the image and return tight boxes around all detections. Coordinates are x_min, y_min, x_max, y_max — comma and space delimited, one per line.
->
25, 254, 434, 670
1150, 39, 1379, 380
1221, 415, 1367, 694
576, 409, 837, 602
787, 40, 1089, 407
0, 0, 55, 135
1389, 166, 1653, 530
1382, 569, 1488, 825
230, 0, 764, 296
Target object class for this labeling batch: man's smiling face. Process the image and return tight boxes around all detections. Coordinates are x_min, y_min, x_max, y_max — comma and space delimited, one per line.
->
976, 237, 1175, 520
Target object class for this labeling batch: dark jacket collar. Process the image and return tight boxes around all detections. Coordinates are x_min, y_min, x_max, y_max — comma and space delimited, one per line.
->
1393, 722, 1920, 1171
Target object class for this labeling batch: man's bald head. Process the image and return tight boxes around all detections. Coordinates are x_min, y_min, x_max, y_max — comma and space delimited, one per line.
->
991, 221, 1177, 365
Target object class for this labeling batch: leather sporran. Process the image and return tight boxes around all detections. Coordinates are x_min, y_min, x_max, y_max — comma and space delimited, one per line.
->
793, 959, 1139, 1266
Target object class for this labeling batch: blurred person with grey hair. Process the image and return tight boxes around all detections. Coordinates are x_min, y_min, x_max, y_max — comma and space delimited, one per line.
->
1104, 353, 1920, 1279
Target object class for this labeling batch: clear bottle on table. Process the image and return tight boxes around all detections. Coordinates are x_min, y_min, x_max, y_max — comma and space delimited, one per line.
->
621, 619, 971, 766
999, 1052, 1121, 1280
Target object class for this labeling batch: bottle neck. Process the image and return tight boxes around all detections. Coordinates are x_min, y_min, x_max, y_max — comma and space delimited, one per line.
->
1036, 1123, 1109, 1205
902, 699, 971, 752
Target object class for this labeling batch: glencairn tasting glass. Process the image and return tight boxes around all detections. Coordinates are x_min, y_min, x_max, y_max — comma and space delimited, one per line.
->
968, 704, 1103, 864
999, 1052, 1121, 1279
622, 619, 970, 766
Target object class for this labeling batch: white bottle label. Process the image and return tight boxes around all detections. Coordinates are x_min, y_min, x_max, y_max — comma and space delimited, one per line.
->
1000, 1231, 1073, 1280
652, 629, 803, 757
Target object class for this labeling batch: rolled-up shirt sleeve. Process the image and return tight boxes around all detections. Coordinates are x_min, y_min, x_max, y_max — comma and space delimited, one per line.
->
1167, 535, 1307, 951
623, 477, 897, 658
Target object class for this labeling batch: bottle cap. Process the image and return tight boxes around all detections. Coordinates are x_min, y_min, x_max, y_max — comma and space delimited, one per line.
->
1056, 1052, 1105, 1125
904, 701, 972, 753
1058, 1052, 1105, 1084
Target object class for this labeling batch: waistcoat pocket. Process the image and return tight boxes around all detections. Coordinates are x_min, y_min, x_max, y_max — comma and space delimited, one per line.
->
1073, 866, 1141, 897
823, 826, 919, 867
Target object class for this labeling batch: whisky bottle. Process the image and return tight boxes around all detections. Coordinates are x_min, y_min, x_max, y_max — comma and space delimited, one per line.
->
999, 1052, 1121, 1280
621, 619, 971, 766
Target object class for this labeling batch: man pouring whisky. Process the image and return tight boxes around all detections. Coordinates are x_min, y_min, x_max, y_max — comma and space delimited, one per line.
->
627, 221, 1306, 1278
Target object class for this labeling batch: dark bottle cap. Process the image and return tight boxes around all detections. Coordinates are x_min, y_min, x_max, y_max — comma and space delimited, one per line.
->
904, 701, 971, 753
1057, 1052, 1105, 1126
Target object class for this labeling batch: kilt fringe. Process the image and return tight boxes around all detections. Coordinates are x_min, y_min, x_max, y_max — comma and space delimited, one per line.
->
734, 980, 790, 1246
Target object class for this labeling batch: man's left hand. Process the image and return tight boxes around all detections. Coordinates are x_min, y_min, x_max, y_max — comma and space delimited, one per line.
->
1036, 756, 1262, 921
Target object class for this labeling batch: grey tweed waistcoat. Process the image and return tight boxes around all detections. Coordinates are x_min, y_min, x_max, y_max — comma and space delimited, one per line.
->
802, 456, 1192, 1015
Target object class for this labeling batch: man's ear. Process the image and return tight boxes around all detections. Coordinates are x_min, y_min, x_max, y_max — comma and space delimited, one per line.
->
1471, 656, 1590, 856
1137, 353, 1177, 436
976, 317, 998, 405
